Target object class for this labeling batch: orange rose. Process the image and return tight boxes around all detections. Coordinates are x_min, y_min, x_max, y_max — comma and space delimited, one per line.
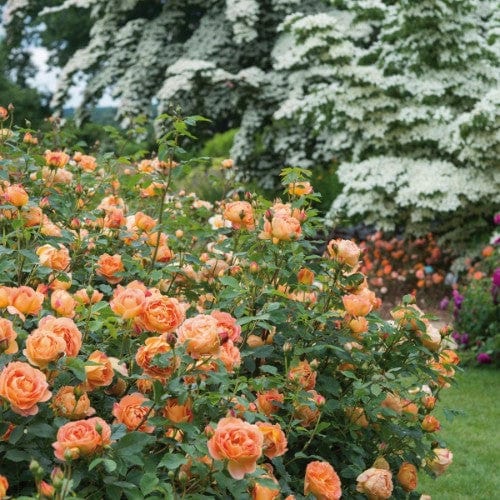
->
96, 253, 124, 284
113, 392, 154, 432
210, 310, 242, 343
52, 417, 111, 461
252, 478, 280, 500
135, 336, 178, 380
84, 350, 114, 391
348, 316, 369, 337
110, 287, 146, 319
439, 349, 460, 366
259, 214, 302, 244
223, 201, 255, 230
162, 398, 193, 423
256, 389, 284, 417
327, 239, 361, 268
134, 211, 156, 232
207, 417, 263, 479
288, 360, 317, 390
77, 154, 97, 172
9, 286, 44, 317
304, 461, 342, 500
23, 330, 66, 368
0, 286, 12, 308
288, 181, 313, 196
293, 390, 324, 427
0, 318, 18, 354
51, 386, 95, 420
356, 468, 393, 499
45, 150, 70, 168
345, 406, 369, 428
297, 267, 315, 285
256, 422, 287, 459
36, 244, 71, 271
51, 289, 76, 318
153, 244, 174, 263
4, 184, 29, 207
35, 316, 82, 357
136, 295, 185, 333
343, 294, 372, 317
177, 314, 220, 358
0, 361, 51, 416
427, 448, 453, 476
216, 340, 241, 372
0, 475, 8, 499
421, 415, 440, 432
397, 462, 417, 492
381, 393, 403, 415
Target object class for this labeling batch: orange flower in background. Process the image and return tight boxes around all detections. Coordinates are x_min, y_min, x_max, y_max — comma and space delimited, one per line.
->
223, 201, 255, 230
327, 239, 361, 268
0, 475, 8, 499
287, 360, 317, 390
439, 349, 460, 366
136, 294, 185, 333
36, 244, 71, 271
482, 245, 494, 257
0, 106, 8, 119
207, 417, 263, 480
113, 392, 154, 433
9, 286, 44, 317
23, 329, 66, 368
356, 468, 393, 499
96, 253, 124, 284
256, 422, 288, 459
256, 389, 284, 417
0, 361, 52, 416
45, 150, 70, 168
304, 461, 342, 500
297, 267, 315, 285
177, 314, 221, 358
134, 211, 156, 232
135, 336, 178, 380
3, 184, 29, 207
288, 181, 313, 196
51, 289, 77, 318
342, 294, 373, 317
345, 406, 369, 428
397, 462, 418, 492
35, 316, 82, 357
162, 397, 193, 424
84, 350, 114, 391
53, 417, 111, 461
0, 318, 18, 354
51, 386, 95, 420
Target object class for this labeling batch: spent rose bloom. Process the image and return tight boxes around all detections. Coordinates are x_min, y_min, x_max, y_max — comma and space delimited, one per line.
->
113, 392, 154, 433
0, 362, 52, 416
207, 417, 263, 479
53, 417, 111, 461
356, 468, 393, 499
304, 461, 342, 500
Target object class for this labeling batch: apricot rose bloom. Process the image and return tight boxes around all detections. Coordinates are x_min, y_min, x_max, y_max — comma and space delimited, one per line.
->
327, 239, 361, 268
45, 150, 70, 168
356, 468, 393, 499
4, 184, 29, 207
8, 286, 44, 317
23, 330, 66, 368
223, 201, 255, 230
135, 336, 178, 380
162, 398, 193, 423
35, 316, 82, 357
36, 244, 70, 271
84, 350, 114, 391
207, 417, 263, 480
427, 448, 453, 476
304, 461, 342, 500
110, 287, 146, 319
53, 417, 111, 461
259, 214, 302, 244
51, 386, 95, 420
0, 318, 18, 354
210, 310, 242, 343
342, 293, 373, 317
397, 462, 418, 492
288, 181, 313, 196
256, 389, 284, 417
177, 314, 221, 358
136, 295, 185, 333
287, 360, 317, 390
113, 392, 154, 433
0, 361, 52, 416
51, 289, 77, 318
96, 253, 124, 284
256, 422, 287, 459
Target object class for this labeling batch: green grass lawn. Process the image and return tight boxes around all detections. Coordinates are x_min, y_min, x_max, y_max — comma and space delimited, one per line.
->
418, 368, 500, 499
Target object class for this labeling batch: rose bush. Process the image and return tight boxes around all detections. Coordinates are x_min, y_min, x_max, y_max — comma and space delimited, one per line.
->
0, 111, 457, 498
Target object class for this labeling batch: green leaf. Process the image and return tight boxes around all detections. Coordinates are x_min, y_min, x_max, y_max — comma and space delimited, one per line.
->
27, 422, 54, 438
140, 472, 159, 495
113, 432, 155, 457
65, 357, 87, 381
5, 449, 31, 462
259, 365, 278, 375
158, 453, 188, 470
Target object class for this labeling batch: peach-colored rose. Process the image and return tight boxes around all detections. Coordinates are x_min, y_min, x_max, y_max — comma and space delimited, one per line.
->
77, 154, 97, 172
256, 389, 284, 417
9, 286, 44, 317
356, 468, 393, 499
348, 316, 369, 337
252, 478, 280, 500
297, 267, 315, 285
95, 253, 124, 284
0, 106, 8, 119
49, 273, 72, 291
421, 415, 440, 432
259, 214, 302, 244
0, 475, 8, 499
22, 206, 43, 227
45, 150, 70, 168
140, 182, 165, 197
397, 462, 418, 492
439, 349, 460, 366
177, 314, 220, 358
304, 461, 342, 500
207, 417, 263, 479
113, 392, 154, 433
4, 184, 29, 207
288, 181, 313, 196
211, 310, 242, 343
40, 216, 62, 237
97, 195, 125, 211
23, 329, 66, 368
223, 201, 255, 230
36, 244, 71, 271
84, 350, 114, 391
153, 244, 174, 263
110, 287, 146, 319
381, 393, 403, 415
216, 340, 241, 372
51, 289, 76, 318
134, 211, 156, 232
136, 295, 185, 333
345, 406, 369, 428
41, 166, 73, 185
327, 239, 361, 268
51, 386, 95, 420
401, 399, 419, 420
0, 286, 12, 308
256, 422, 287, 459
0, 361, 51, 416
135, 336, 178, 380
427, 448, 453, 476
52, 417, 111, 461
103, 207, 126, 229
162, 398, 193, 424
0, 318, 17, 354
74, 289, 103, 305
420, 324, 441, 351
35, 316, 82, 357
343, 294, 373, 317
288, 360, 317, 390
293, 390, 325, 427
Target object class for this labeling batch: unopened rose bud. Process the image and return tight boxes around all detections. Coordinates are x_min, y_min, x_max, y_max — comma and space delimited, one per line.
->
265, 209, 273, 221
8, 103, 14, 111
283, 341, 293, 353
70, 218, 80, 229
249, 262, 259, 273
30, 459, 44, 479
75, 184, 83, 194
310, 358, 319, 370
372, 456, 390, 470
40, 197, 50, 208
175, 229, 184, 238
